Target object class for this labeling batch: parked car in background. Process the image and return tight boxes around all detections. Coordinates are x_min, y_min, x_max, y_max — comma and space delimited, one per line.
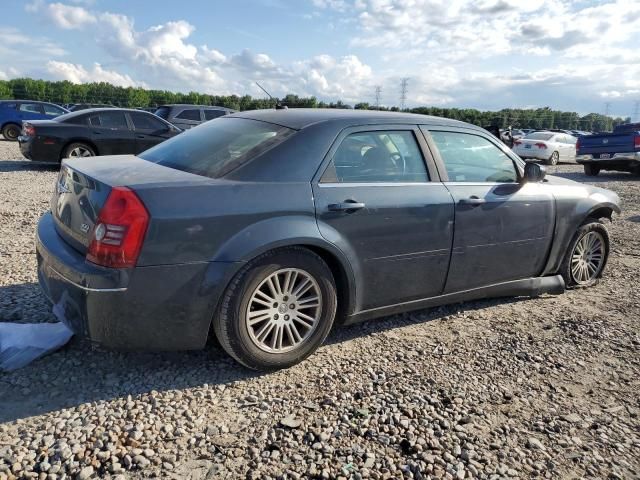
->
0, 100, 68, 141
576, 122, 640, 176
513, 131, 577, 165
18, 108, 180, 163
154, 104, 235, 130
68, 104, 116, 112
35, 109, 620, 370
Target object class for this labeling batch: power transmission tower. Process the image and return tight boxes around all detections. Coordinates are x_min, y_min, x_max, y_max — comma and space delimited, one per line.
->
604, 102, 611, 117
633, 100, 640, 122
400, 78, 409, 111
374, 85, 382, 110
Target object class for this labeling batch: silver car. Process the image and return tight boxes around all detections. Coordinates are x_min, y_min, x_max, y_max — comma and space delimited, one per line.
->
513, 131, 577, 165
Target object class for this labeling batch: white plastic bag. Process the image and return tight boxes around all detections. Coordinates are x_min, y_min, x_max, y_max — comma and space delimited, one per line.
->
0, 322, 74, 371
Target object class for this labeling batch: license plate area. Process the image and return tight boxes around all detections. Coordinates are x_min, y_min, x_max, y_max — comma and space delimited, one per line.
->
599, 153, 611, 159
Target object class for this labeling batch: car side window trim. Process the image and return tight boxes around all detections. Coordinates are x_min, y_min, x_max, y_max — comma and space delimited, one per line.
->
420, 126, 524, 183
313, 124, 442, 185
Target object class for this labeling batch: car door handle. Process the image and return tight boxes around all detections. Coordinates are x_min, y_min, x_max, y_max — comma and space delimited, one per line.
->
92, 131, 102, 135
328, 200, 366, 212
136, 135, 146, 139
459, 196, 486, 206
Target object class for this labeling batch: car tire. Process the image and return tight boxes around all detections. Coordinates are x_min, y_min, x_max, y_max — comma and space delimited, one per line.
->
213, 247, 337, 370
62, 142, 96, 160
546, 151, 559, 166
584, 164, 600, 176
560, 220, 610, 289
2, 123, 21, 141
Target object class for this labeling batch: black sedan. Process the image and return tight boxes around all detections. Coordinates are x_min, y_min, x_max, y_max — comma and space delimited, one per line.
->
19, 108, 181, 163
36, 109, 620, 370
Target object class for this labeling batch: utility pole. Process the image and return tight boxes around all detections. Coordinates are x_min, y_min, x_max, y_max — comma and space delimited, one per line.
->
604, 102, 611, 117
633, 100, 640, 122
374, 85, 382, 110
400, 78, 409, 111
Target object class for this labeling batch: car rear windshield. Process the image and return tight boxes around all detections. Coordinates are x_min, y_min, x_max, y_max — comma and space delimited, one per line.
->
525, 132, 554, 140
139, 117, 295, 178
154, 107, 171, 119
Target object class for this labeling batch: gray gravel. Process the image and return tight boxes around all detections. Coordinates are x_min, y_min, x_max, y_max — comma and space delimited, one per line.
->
1, 139, 639, 479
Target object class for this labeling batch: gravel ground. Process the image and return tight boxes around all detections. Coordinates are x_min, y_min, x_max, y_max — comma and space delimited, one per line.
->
1, 139, 639, 480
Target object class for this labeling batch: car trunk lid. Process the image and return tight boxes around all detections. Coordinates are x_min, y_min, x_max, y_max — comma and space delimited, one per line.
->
51, 155, 212, 254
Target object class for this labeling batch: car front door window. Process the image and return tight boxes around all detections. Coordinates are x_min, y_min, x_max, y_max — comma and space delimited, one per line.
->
430, 131, 518, 183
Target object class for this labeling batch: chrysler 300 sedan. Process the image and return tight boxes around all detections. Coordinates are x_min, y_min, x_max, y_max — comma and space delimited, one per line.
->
36, 109, 621, 370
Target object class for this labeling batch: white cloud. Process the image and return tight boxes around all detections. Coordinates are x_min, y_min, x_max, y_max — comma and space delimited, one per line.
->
46, 61, 142, 87
27, 0, 96, 29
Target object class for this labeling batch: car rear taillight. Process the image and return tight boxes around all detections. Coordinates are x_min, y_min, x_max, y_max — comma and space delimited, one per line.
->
535, 142, 547, 149
513, 140, 522, 146
575, 138, 581, 152
634, 135, 640, 150
86, 187, 149, 268
23, 123, 35, 137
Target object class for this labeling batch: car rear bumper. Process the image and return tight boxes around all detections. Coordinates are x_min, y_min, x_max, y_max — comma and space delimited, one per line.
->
19, 136, 62, 163
576, 152, 640, 164
513, 150, 549, 161
36, 212, 240, 351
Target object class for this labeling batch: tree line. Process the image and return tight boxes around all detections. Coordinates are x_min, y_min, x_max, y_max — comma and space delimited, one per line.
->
0, 77, 629, 132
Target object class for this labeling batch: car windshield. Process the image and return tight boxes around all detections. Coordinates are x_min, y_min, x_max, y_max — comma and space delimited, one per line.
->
139, 117, 295, 178
525, 132, 554, 140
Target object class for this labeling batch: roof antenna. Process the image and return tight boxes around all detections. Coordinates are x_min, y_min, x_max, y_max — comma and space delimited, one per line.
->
255, 82, 288, 110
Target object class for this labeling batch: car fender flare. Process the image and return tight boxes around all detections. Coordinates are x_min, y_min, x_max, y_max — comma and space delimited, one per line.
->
543, 198, 620, 275
210, 215, 360, 315
1, 121, 20, 131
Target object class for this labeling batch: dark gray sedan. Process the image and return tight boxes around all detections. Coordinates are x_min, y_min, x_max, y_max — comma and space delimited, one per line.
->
36, 109, 621, 370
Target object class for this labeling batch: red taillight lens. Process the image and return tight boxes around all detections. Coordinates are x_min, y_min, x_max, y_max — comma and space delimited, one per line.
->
23, 123, 35, 136
535, 142, 547, 149
86, 187, 149, 268
634, 135, 640, 150
514, 140, 522, 146
575, 138, 581, 152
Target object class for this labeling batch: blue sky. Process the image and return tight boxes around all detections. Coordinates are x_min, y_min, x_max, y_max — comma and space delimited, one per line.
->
2, 0, 639, 117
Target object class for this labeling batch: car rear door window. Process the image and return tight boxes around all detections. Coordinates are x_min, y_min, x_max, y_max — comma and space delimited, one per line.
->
89, 111, 129, 129
204, 109, 226, 120
19, 103, 44, 114
175, 109, 201, 121
130, 112, 167, 131
430, 131, 518, 183
322, 131, 429, 183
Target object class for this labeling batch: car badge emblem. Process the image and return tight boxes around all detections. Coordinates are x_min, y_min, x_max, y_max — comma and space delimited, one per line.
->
602, 139, 608, 144
80, 223, 90, 233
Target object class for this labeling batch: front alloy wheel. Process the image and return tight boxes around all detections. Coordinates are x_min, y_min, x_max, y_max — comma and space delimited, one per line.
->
570, 231, 605, 285
561, 221, 610, 288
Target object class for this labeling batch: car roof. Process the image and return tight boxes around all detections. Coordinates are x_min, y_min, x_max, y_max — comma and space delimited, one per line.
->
159, 104, 235, 110
70, 107, 157, 115
232, 108, 474, 131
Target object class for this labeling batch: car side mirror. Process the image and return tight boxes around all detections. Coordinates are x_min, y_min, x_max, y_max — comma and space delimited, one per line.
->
523, 162, 546, 183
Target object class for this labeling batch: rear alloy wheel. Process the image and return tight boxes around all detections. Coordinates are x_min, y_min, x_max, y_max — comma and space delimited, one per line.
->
546, 151, 559, 166
214, 247, 337, 370
560, 221, 610, 288
584, 164, 600, 176
2, 124, 20, 141
63, 142, 95, 159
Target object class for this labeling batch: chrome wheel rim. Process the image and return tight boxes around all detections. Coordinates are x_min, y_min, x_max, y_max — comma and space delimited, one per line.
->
246, 268, 322, 353
551, 152, 558, 165
69, 146, 93, 158
571, 231, 604, 284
